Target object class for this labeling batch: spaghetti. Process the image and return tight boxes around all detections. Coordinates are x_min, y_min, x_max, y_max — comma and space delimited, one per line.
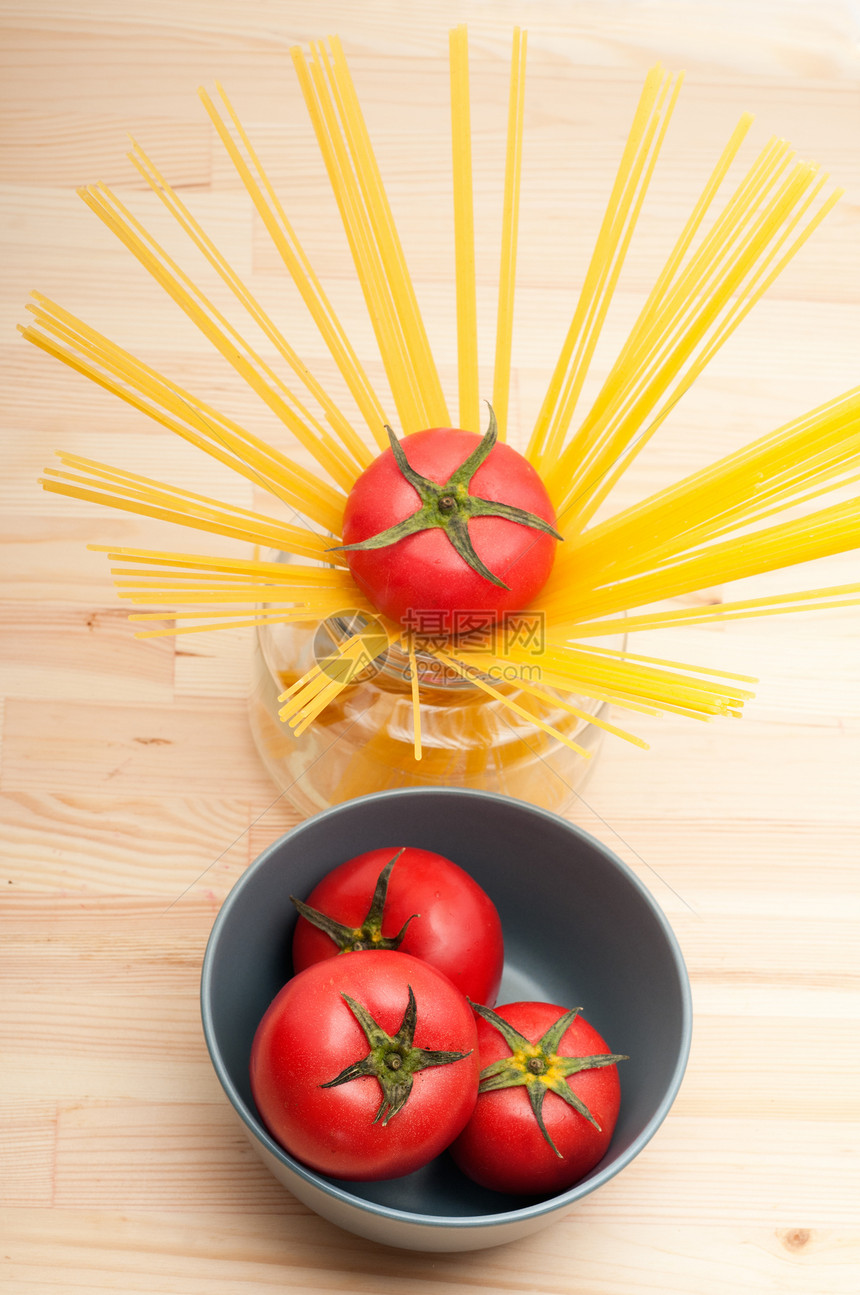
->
24, 28, 860, 759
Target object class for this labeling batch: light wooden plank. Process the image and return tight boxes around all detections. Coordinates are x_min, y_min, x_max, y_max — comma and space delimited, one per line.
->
1, 2, 859, 1290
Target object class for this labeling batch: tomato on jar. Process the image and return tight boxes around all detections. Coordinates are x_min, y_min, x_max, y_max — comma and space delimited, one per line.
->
335, 406, 561, 628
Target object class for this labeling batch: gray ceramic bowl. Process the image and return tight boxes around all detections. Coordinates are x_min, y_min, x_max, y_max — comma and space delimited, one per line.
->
201, 787, 691, 1251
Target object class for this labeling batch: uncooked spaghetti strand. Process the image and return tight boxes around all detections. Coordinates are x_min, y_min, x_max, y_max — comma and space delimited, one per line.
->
586, 115, 757, 427
109, 562, 352, 593
39, 425, 340, 552
567, 178, 842, 526
599, 136, 794, 401
632, 113, 757, 332
26, 342, 344, 535
42, 463, 288, 537
114, 572, 280, 588
128, 138, 374, 476
549, 496, 860, 623
40, 473, 337, 556
409, 637, 422, 756
106, 554, 358, 603
519, 664, 750, 721
551, 160, 828, 520
111, 563, 360, 603
505, 657, 737, 728
295, 42, 417, 430
282, 634, 366, 731
293, 42, 426, 434
538, 70, 684, 470
320, 42, 431, 433
492, 26, 527, 442
200, 83, 390, 448
305, 39, 420, 428
527, 635, 758, 686
291, 680, 349, 736
559, 584, 860, 637
42, 452, 341, 557
438, 642, 740, 731
135, 600, 354, 620
413, 643, 652, 746
621, 451, 860, 572
130, 608, 342, 639
558, 387, 859, 580
305, 40, 430, 433
449, 24, 479, 433
328, 35, 450, 428
117, 583, 359, 606
47, 452, 339, 556
554, 413, 860, 600
527, 64, 676, 465
81, 180, 351, 471
547, 141, 802, 498
78, 182, 360, 492
129, 589, 365, 627
638, 147, 818, 385
550, 164, 816, 516
24, 296, 345, 530
278, 658, 328, 706
496, 640, 756, 711
504, 681, 652, 747
112, 570, 333, 588
284, 616, 395, 731
659, 176, 841, 407
555, 386, 860, 581
527, 68, 669, 464
434, 651, 593, 755
91, 545, 340, 578
399, 635, 424, 761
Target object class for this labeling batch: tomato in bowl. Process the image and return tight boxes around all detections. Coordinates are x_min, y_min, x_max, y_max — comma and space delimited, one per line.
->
201, 786, 691, 1252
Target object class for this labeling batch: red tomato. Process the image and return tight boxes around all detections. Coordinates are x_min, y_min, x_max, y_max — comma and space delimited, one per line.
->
340, 423, 559, 627
250, 950, 480, 1181
291, 846, 504, 1006
450, 1000, 626, 1196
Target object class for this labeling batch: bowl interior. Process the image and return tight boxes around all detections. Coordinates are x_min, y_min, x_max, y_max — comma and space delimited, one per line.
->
202, 788, 690, 1221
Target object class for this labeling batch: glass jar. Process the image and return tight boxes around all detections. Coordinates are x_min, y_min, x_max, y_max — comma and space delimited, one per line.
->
248, 612, 615, 819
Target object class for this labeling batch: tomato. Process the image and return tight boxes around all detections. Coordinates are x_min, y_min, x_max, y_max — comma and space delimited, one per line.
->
450, 1000, 627, 1196
291, 846, 504, 1006
250, 950, 480, 1180
337, 407, 560, 627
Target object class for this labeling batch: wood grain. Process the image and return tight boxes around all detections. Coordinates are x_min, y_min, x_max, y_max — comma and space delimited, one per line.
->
2, 1, 859, 1290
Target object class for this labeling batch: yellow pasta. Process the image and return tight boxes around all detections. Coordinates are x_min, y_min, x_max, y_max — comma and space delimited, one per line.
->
492, 27, 527, 442
24, 295, 345, 532
24, 29, 860, 762
528, 65, 683, 467
406, 637, 423, 761
128, 139, 373, 479
449, 25, 480, 433
199, 83, 391, 449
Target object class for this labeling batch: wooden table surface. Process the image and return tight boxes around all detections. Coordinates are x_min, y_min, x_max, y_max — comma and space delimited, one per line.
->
2, 2, 859, 1290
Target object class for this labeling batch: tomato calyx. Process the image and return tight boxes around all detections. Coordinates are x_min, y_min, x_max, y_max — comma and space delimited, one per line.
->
469, 1000, 628, 1158
332, 405, 563, 590
291, 848, 417, 954
322, 985, 473, 1125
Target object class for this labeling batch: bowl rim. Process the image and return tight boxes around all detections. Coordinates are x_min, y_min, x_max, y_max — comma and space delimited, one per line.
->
200, 785, 692, 1232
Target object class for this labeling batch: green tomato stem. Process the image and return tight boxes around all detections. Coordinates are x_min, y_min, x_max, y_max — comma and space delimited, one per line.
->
468, 999, 628, 1157
330, 405, 563, 588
